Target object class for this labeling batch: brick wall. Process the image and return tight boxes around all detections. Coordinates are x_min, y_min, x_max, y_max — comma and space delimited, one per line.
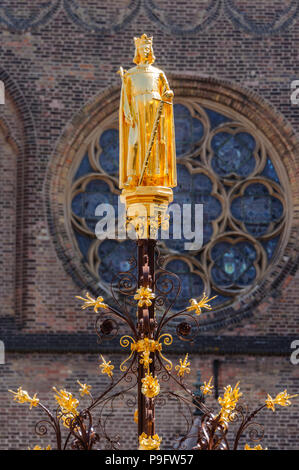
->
0, 1, 299, 449
1, 352, 298, 450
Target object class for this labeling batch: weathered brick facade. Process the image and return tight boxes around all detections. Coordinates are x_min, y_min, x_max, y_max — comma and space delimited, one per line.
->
0, 1, 299, 449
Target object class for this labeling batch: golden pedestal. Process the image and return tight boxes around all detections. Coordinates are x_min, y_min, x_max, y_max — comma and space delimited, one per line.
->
120, 186, 173, 239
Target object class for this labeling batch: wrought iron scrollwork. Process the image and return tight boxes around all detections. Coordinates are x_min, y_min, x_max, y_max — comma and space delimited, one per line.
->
9, 238, 293, 450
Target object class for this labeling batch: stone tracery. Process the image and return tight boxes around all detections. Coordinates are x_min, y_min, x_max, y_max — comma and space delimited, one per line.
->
0, 1, 298, 37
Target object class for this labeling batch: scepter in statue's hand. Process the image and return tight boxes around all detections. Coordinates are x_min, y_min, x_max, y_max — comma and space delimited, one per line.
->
138, 91, 173, 186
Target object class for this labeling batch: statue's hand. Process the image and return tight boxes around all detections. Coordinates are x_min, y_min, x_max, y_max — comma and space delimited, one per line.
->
163, 89, 174, 100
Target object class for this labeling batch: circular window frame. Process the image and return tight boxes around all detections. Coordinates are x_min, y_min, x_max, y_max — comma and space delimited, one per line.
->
45, 74, 299, 330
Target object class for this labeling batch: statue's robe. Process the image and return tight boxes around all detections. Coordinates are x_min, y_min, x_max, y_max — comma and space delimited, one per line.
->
119, 64, 177, 189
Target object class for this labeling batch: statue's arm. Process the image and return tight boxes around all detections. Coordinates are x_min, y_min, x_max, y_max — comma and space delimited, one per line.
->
122, 74, 135, 126
160, 71, 174, 100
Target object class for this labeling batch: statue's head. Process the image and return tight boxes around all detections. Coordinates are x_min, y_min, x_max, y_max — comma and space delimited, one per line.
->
133, 34, 155, 65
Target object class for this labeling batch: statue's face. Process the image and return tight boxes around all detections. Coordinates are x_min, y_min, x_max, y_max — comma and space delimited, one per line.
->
138, 43, 152, 62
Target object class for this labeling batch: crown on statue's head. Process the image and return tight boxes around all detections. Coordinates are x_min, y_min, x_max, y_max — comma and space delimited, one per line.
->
134, 34, 153, 48
133, 34, 155, 64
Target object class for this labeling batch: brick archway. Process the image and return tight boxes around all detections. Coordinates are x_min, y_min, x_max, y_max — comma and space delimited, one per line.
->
0, 68, 37, 326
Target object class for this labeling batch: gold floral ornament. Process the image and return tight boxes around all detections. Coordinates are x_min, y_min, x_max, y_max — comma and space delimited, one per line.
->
186, 293, 217, 316
53, 387, 79, 416
134, 287, 155, 307
75, 293, 108, 313
218, 382, 242, 426
141, 373, 160, 398
77, 380, 91, 397
140, 350, 152, 370
52, 387, 79, 430
28, 445, 51, 450
201, 377, 214, 396
134, 409, 138, 424
131, 338, 162, 354
265, 389, 298, 412
139, 433, 162, 450
175, 354, 191, 377
120, 336, 164, 372
244, 444, 266, 450
9, 387, 39, 409
99, 355, 114, 378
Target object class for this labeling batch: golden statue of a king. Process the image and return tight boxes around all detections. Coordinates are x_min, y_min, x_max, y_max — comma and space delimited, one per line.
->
119, 34, 176, 191
118, 34, 177, 237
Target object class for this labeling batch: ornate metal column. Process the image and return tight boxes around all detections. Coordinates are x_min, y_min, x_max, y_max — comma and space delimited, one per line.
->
118, 34, 176, 445
137, 239, 157, 438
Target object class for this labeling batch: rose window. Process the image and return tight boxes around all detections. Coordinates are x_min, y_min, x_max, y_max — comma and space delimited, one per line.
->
70, 100, 288, 312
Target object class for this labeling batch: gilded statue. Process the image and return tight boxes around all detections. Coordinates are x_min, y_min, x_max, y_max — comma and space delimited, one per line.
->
118, 34, 177, 190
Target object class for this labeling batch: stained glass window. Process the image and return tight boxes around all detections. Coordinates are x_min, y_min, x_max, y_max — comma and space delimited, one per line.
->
70, 102, 287, 311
